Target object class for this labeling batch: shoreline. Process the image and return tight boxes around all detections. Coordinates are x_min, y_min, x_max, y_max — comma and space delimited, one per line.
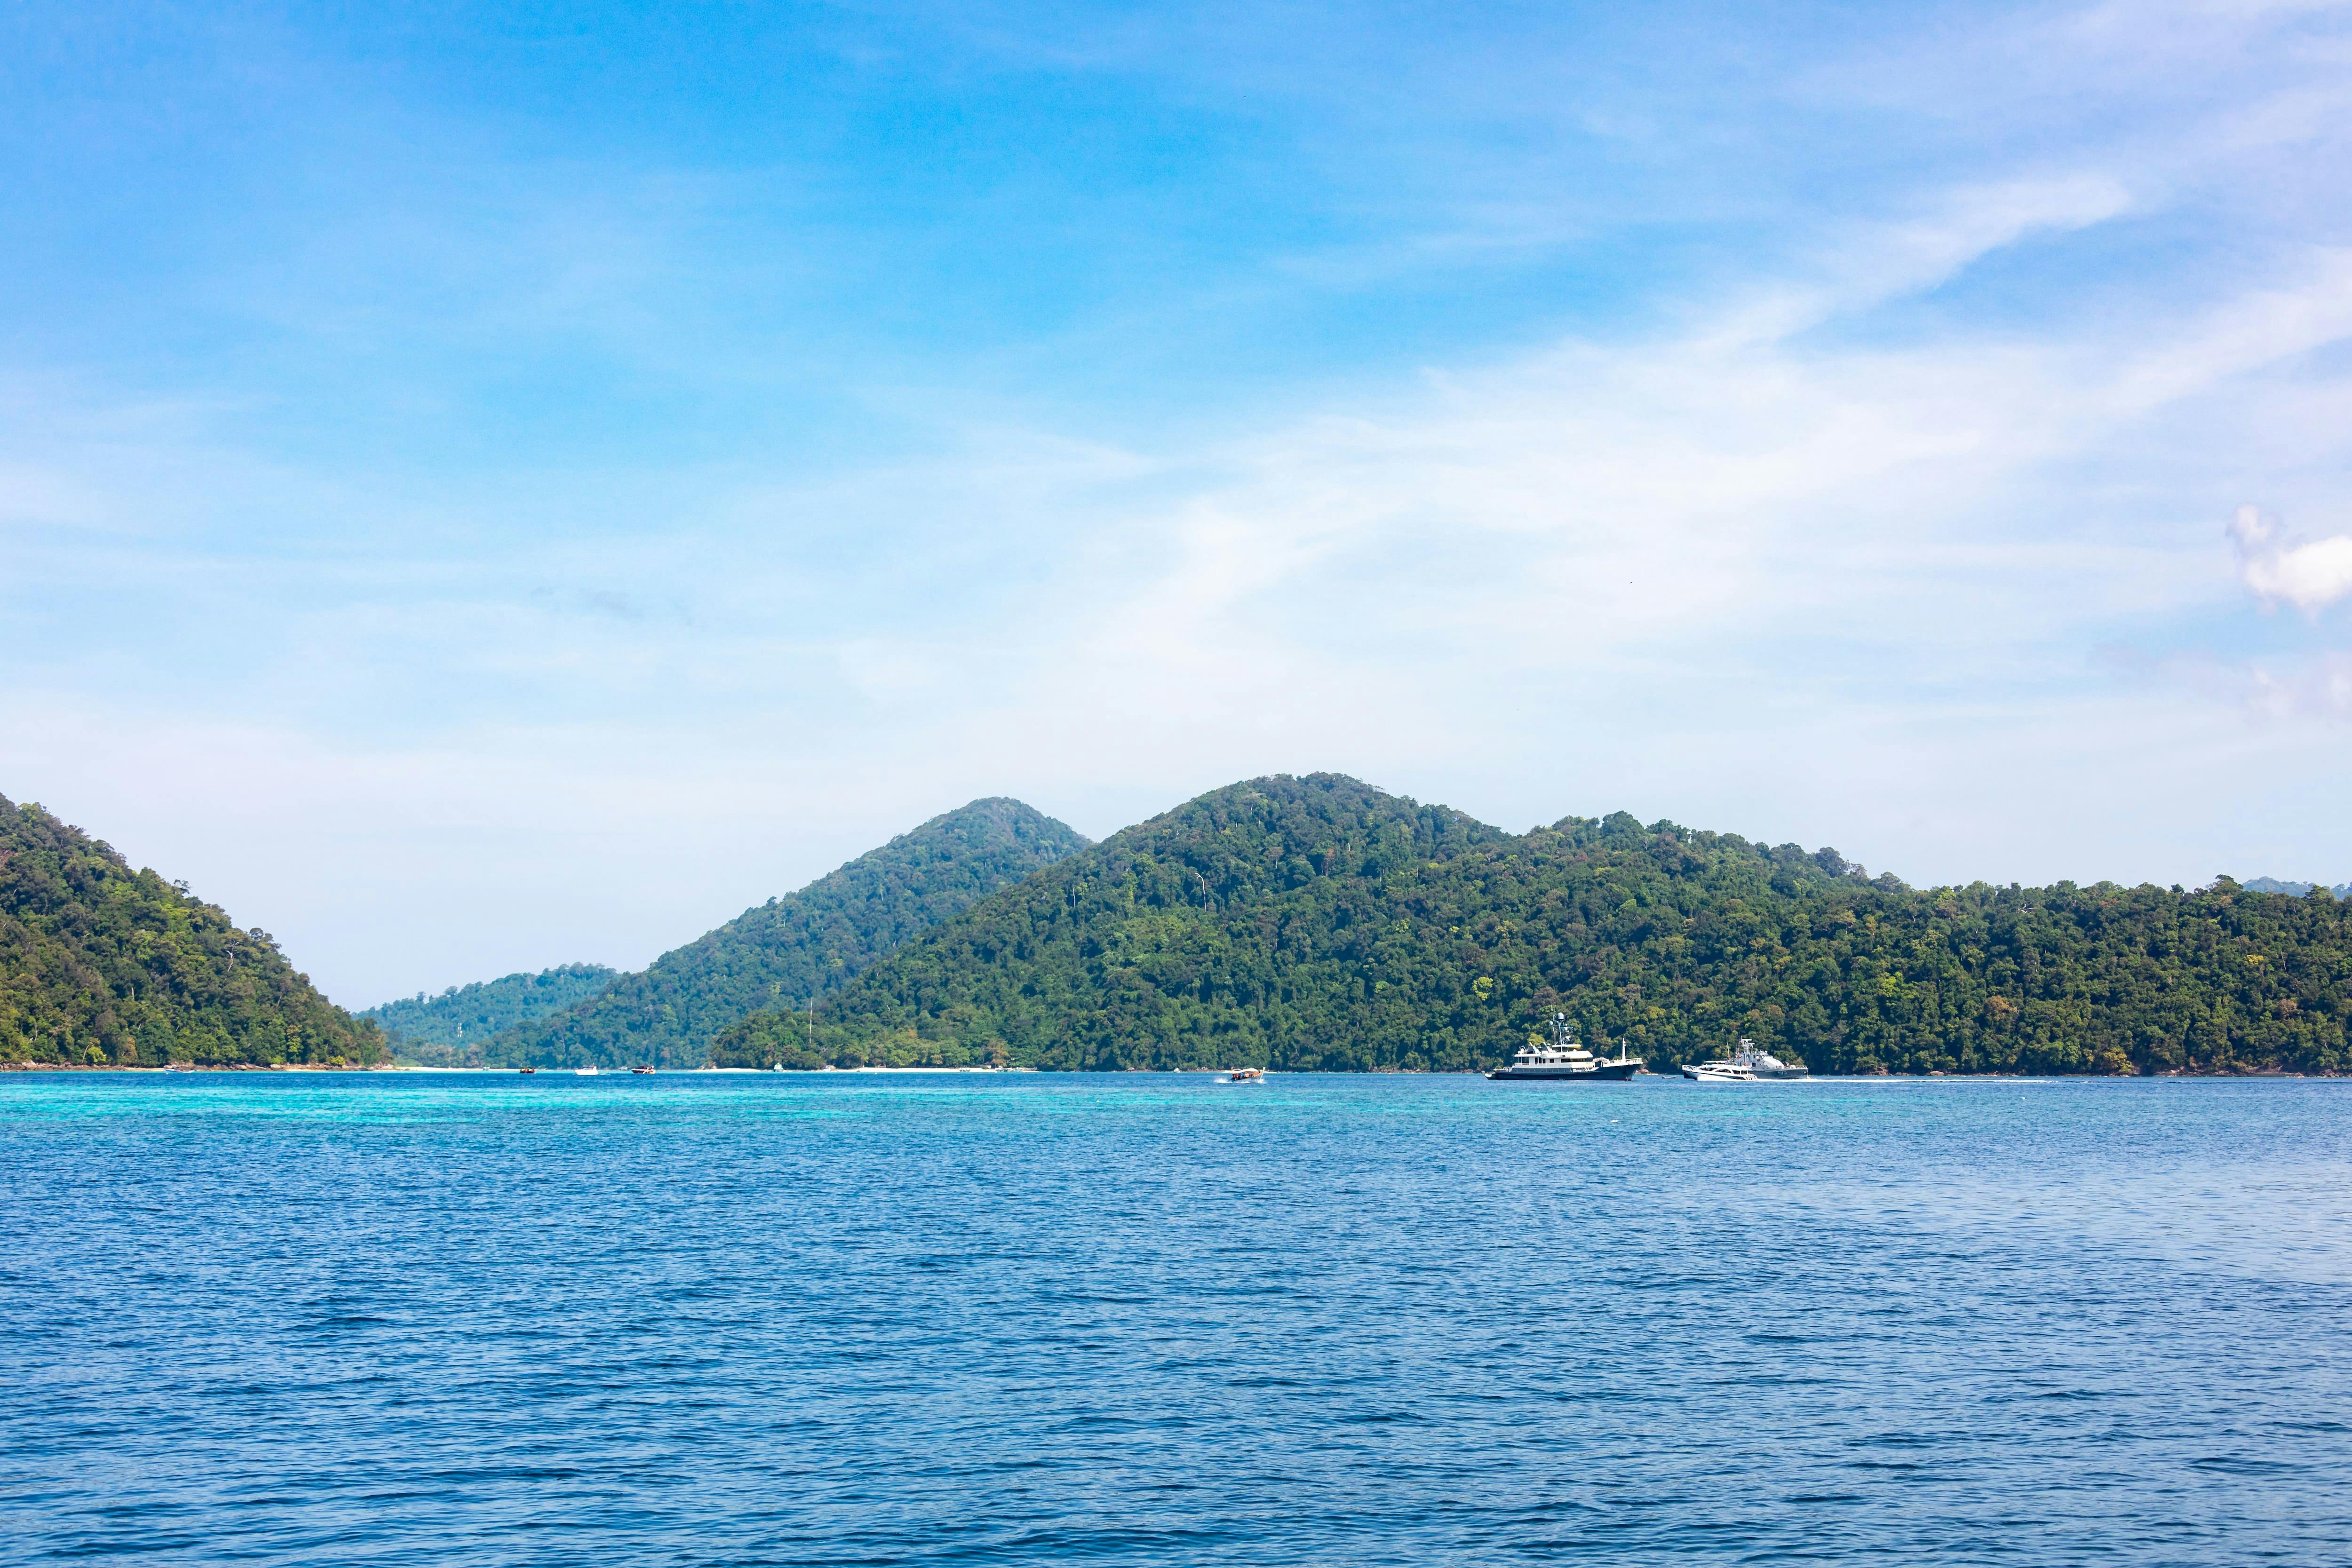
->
3, 1062, 2340, 1080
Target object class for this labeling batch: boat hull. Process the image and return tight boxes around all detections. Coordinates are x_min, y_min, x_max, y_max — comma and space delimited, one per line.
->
1487, 1060, 1641, 1082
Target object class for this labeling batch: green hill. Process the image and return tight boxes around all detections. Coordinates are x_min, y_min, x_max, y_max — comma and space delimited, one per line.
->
714, 773, 2352, 1076
485, 798, 1090, 1068
359, 963, 617, 1065
1, 794, 388, 1068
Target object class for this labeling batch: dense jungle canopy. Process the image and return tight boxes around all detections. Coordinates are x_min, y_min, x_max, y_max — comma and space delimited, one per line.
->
714, 774, 2352, 1076
485, 798, 1090, 1068
0, 794, 387, 1068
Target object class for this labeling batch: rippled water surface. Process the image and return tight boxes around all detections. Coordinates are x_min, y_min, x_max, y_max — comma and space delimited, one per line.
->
5, 1071, 2349, 1565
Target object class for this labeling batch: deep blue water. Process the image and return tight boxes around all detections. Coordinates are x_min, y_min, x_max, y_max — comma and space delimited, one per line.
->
4, 1071, 2349, 1566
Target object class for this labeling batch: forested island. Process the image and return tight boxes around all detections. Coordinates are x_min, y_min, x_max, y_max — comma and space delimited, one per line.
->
0, 795, 387, 1068
9, 776, 2348, 1075
715, 775, 2352, 1076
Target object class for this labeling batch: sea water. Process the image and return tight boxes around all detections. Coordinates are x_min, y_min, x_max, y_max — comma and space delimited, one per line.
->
3, 1072, 2347, 1565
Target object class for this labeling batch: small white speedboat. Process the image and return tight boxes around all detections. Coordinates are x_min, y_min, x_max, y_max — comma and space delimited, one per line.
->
1683, 1039, 1807, 1082
575, 1065, 599, 1077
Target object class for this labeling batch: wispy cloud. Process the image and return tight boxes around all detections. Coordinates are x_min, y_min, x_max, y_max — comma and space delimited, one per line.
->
2249, 653, 2352, 720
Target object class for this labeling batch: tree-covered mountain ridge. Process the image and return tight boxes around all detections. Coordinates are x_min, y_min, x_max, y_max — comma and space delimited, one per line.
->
360, 963, 617, 1065
2243, 877, 2352, 899
485, 798, 1090, 1068
715, 773, 2352, 1076
1, 794, 388, 1068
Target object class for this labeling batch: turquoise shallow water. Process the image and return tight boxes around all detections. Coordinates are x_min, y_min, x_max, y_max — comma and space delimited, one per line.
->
4, 1071, 2349, 1565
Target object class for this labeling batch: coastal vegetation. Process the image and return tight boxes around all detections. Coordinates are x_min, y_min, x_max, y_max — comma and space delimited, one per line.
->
714, 774, 2352, 1076
483, 799, 1089, 1068
361, 964, 616, 1065
0, 794, 387, 1068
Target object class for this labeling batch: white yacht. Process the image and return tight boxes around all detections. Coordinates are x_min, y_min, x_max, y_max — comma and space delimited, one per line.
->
1682, 1039, 1807, 1082
575, 1064, 600, 1077
1488, 1015, 1642, 1082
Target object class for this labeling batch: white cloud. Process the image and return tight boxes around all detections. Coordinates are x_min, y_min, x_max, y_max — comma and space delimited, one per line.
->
2230, 505, 2352, 611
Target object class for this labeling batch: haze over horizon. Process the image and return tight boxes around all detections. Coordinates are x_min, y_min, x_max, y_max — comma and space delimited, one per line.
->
6, 1, 2352, 1006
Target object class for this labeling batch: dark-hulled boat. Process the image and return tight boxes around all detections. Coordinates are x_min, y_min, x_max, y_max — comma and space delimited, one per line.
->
1487, 1014, 1642, 1082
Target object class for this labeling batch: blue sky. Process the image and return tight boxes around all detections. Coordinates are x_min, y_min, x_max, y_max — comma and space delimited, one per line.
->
6, 0, 2352, 1006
